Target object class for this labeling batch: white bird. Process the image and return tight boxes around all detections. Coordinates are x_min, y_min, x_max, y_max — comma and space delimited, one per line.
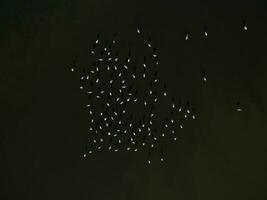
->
236, 102, 243, 112
185, 27, 189, 40
144, 101, 147, 106
243, 20, 248, 31
204, 26, 208, 37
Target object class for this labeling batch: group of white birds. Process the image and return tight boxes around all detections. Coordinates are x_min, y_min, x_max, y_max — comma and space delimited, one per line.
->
70, 20, 246, 164
183, 20, 248, 41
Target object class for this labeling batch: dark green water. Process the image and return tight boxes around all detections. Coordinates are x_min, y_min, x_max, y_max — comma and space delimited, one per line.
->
1, 1, 267, 199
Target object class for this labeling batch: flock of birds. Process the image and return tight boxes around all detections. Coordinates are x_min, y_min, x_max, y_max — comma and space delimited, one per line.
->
70, 20, 247, 164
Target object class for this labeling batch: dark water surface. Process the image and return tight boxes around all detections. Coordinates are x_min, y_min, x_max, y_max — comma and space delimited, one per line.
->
1, 1, 267, 199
